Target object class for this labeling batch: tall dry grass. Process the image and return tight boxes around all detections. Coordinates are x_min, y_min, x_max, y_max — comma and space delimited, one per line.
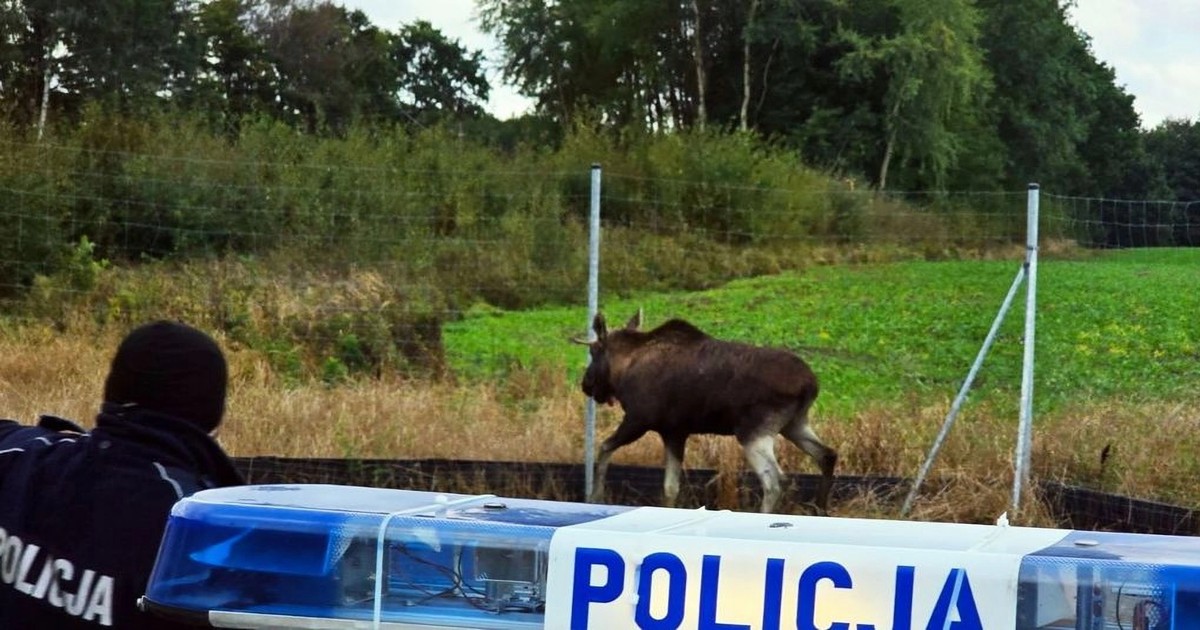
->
2, 328, 1195, 529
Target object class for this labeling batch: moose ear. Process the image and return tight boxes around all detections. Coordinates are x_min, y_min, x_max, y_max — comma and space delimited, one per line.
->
592, 312, 608, 340
625, 307, 643, 331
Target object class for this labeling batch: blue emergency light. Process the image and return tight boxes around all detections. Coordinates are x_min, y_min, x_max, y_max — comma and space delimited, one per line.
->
140, 484, 1200, 629
139, 485, 632, 628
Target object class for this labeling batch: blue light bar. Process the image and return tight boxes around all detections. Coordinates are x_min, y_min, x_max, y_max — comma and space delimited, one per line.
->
1017, 530, 1200, 628
140, 484, 1200, 628
140, 485, 632, 628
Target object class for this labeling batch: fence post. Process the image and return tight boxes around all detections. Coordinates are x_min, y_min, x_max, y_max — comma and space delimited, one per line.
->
584, 163, 602, 501
1012, 183, 1040, 514
901, 263, 1026, 516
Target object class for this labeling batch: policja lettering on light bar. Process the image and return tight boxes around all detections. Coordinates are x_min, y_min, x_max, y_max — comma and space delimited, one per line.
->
569, 548, 982, 630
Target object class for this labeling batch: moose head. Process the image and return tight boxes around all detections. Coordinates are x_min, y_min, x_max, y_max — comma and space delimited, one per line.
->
573, 309, 642, 406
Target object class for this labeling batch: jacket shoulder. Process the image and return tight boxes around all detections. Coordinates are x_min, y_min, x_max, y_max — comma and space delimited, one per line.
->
0, 420, 60, 449
0, 418, 17, 442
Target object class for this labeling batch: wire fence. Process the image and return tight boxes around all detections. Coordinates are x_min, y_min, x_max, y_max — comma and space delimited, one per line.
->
1, 141, 1198, 522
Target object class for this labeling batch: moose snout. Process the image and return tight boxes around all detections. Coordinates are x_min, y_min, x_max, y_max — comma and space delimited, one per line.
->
581, 372, 615, 405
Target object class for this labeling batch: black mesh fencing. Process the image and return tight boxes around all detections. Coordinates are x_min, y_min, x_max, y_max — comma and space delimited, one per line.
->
1038, 480, 1199, 536
230, 457, 1198, 535
230, 456, 905, 514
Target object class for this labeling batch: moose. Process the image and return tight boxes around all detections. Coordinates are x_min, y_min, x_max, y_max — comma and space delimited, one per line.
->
573, 309, 837, 515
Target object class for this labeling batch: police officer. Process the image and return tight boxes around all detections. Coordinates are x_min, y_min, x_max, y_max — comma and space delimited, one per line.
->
0, 320, 245, 628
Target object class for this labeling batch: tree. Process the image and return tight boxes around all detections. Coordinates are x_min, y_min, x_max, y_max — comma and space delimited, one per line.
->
251, 0, 394, 133
0, 0, 37, 125
0, 0, 201, 130
975, 0, 1084, 192
391, 20, 490, 125
973, 0, 1168, 198
730, 0, 871, 174
179, 0, 279, 131
1072, 53, 1166, 199
1145, 118, 1200, 201
54, 0, 199, 112
739, 0, 759, 131
182, 2, 489, 133
691, 0, 708, 130
1143, 117, 1200, 245
478, 0, 584, 122
838, 0, 989, 191
479, 0, 699, 130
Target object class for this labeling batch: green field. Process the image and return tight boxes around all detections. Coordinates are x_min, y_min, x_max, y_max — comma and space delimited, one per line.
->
446, 249, 1200, 419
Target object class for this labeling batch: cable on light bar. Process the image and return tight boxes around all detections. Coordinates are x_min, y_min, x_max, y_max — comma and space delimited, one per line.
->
372, 494, 496, 629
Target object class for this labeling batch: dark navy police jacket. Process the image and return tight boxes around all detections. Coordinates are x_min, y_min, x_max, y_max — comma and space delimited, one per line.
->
0, 405, 244, 628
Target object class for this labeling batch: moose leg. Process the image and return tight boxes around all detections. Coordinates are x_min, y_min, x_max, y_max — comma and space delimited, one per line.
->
741, 433, 784, 513
783, 421, 838, 515
590, 419, 648, 504
661, 434, 687, 508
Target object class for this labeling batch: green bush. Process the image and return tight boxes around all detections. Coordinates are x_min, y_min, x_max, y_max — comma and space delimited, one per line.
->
0, 126, 73, 293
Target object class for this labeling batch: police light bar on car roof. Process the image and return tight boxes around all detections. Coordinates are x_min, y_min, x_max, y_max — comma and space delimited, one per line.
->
140, 484, 1200, 629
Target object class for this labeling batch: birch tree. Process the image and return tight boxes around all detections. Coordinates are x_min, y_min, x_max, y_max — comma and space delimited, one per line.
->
839, 0, 989, 191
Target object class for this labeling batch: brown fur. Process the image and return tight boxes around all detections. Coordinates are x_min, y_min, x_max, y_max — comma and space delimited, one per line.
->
576, 310, 837, 514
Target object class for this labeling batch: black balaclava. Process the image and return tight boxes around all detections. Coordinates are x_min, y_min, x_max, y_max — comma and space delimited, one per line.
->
102, 320, 228, 433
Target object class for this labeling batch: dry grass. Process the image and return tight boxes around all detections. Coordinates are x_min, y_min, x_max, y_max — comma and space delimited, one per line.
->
3, 328, 1196, 530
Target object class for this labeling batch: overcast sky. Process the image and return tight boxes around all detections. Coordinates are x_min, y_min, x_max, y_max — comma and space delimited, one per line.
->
342, 0, 1199, 129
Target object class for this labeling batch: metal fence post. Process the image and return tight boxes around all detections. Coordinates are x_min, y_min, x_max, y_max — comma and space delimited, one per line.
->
1012, 183, 1040, 514
584, 163, 602, 501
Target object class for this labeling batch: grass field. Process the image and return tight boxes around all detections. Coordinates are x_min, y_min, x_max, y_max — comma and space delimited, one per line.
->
446, 249, 1199, 410
2, 248, 1197, 525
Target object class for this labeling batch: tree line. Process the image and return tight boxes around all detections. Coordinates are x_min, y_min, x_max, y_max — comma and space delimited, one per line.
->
481, 0, 1198, 201
0, 0, 1197, 201
0, 0, 490, 135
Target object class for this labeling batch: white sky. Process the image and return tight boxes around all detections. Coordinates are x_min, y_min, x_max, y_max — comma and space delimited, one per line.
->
341, 0, 1200, 129
1067, 0, 1200, 128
